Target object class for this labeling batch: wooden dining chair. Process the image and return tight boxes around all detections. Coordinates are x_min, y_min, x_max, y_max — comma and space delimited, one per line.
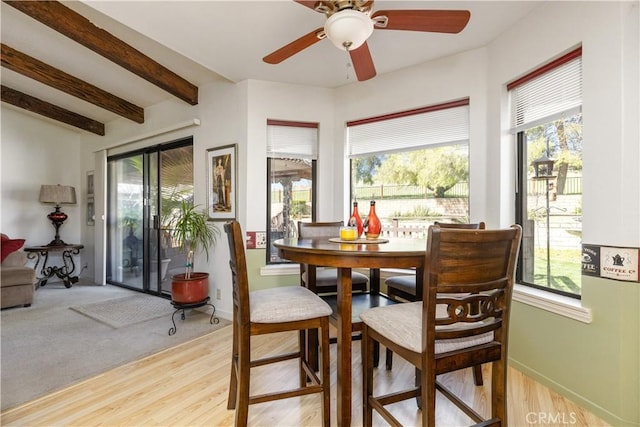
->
384, 221, 486, 382
224, 221, 332, 427
361, 224, 522, 427
297, 221, 369, 294
386, 222, 486, 302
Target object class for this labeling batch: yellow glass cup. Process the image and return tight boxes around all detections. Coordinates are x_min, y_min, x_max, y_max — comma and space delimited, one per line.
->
339, 226, 358, 241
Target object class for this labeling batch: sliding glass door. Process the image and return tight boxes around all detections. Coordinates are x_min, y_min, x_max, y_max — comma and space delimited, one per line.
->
107, 153, 144, 289
106, 139, 193, 295
152, 143, 194, 294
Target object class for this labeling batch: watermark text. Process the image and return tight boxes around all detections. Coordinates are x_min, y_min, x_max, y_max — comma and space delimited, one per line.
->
526, 412, 577, 425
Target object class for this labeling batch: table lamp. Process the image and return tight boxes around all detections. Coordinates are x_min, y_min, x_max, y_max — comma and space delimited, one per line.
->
39, 184, 76, 246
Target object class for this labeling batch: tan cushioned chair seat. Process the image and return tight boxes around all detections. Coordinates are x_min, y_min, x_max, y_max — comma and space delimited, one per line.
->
385, 275, 416, 295
250, 286, 332, 323
360, 301, 494, 354
302, 268, 369, 287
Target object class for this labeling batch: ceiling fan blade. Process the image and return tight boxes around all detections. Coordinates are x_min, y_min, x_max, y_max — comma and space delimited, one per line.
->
349, 42, 376, 81
263, 28, 325, 64
372, 10, 471, 34
294, 0, 318, 9
294, 1, 333, 12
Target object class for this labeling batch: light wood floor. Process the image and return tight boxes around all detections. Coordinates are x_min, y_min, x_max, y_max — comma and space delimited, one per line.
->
1, 324, 609, 426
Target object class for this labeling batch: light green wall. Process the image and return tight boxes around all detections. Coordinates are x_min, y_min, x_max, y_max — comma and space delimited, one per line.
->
245, 250, 298, 290
509, 276, 640, 425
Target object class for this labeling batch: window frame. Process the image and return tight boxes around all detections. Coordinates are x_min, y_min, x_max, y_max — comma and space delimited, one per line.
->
265, 120, 318, 265
509, 47, 583, 299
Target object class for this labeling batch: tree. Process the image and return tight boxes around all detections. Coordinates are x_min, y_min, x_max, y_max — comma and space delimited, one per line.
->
352, 155, 383, 185
525, 114, 582, 194
377, 146, 468, 198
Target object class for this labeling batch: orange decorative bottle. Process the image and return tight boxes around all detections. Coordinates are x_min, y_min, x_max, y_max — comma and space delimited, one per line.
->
364, 200, 381, 239
348, 201, 364, 238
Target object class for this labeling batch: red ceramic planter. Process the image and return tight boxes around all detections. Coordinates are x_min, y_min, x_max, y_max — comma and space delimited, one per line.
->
171, 272, 209, 304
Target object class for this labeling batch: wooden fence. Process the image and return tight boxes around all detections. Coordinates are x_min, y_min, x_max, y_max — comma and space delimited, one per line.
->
271, 177, 582, 203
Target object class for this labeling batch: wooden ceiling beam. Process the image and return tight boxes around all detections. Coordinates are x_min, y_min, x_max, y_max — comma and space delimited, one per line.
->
1, 44, 144, 124
2, 85, 105, 135
4, 0, 198, 105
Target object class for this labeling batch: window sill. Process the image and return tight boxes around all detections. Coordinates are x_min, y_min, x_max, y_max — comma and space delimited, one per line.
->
513, 284, 592, 324
260, 264, 300, 276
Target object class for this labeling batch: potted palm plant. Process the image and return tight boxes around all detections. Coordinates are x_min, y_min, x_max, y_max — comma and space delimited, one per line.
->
169, 200, 220, 304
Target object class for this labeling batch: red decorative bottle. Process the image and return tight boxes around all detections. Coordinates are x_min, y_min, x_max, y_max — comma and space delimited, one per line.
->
348, 201, 364, 238
364, 200, 381, 239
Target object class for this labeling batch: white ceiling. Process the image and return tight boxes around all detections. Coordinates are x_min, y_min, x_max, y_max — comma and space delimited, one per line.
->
1, 1, 540, 129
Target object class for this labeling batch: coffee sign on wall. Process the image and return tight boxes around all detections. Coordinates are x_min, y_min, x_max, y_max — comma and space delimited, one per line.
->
581, 245, 600, 277
582, 244, 639, 282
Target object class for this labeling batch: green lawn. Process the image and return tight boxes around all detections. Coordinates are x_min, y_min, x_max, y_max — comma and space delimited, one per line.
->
532, 248, 582, 294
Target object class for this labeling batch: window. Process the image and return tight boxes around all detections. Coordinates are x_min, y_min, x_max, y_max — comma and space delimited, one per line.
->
347, 100, 470, 237
266, 120, 317, 263
510, 47, 583, 297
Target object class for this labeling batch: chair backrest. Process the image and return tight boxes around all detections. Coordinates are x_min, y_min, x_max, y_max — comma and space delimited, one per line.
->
297, 221, 344, 276
422, 224, 522, 346
297, 221, 343, 239
434, 221, 486, 229
224, 221, 250, 327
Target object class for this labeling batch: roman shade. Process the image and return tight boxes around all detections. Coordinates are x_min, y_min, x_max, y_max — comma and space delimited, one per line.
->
266, 120, 318, 160
347, 98, 470, 157
508, 47, 582, 133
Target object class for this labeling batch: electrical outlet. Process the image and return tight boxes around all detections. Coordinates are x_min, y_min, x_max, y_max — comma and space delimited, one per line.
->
216, 288, 221, 300
255, 232, 267, 249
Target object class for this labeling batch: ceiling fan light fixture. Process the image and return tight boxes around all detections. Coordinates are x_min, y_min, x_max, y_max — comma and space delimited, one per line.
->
324, 9, 373, 51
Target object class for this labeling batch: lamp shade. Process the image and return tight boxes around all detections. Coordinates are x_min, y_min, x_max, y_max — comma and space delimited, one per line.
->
39, 185, 77, 205
324, 9, 374, 51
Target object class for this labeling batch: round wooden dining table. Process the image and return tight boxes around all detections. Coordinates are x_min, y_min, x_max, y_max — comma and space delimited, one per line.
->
274, 237, 426, 426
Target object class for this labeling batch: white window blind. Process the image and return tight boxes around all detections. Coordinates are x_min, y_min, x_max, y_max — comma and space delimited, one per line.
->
509, 48, 582, 133
267, 121, 318, 160
347, 100, 469, 158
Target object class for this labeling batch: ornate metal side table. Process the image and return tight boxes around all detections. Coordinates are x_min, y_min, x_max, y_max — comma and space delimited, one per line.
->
168, 297, 219, 336
24, 244, 84, 288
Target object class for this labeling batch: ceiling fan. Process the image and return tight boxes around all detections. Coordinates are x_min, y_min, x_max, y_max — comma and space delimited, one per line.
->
263, 0, 471, 82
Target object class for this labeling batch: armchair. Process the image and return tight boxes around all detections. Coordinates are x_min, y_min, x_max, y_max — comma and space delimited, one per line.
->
1, 234, 36, 309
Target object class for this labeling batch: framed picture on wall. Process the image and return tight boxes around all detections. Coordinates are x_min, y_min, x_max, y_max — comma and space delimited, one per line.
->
87, 171, 94, 197
207, 144, 237, 221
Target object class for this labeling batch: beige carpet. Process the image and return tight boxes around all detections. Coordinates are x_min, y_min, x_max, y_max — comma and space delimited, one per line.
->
0, 283, 230, 411
71, 294, 177, 328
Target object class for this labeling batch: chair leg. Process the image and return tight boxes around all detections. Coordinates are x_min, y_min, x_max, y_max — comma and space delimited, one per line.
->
415, 367, 422, 409
385, 347, 393, 370
472, 364, 484, 386
421, 364, 436, 427
320, 320, 331, 427
307, 328, 319, 372
227, 324, 239, 410
299, 330, 307, 387
492, 360, 507, 423
373, 341, 380, 367
362, 326, 374, 427
234, 331, 251, 427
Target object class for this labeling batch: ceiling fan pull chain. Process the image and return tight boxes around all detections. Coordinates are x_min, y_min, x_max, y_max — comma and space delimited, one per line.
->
344, 47, 352, 80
